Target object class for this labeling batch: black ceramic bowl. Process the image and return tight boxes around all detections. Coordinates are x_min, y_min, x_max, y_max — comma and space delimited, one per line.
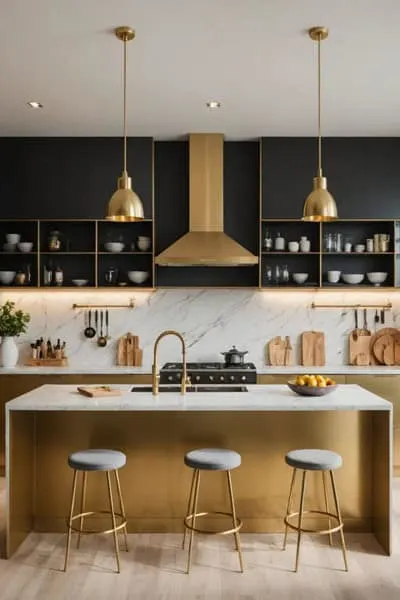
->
287, 381, 338, 397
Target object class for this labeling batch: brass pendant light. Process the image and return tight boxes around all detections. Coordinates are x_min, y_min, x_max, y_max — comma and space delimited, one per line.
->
106, 26, 144, 221
302, 26, 338, 222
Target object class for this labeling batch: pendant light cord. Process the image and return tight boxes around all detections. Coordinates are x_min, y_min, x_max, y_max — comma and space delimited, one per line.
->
317, 34, 322, 177
123, 37, 127, 174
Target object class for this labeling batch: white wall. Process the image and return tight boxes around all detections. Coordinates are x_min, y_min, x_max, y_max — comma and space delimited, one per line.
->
1, 290, 398, 369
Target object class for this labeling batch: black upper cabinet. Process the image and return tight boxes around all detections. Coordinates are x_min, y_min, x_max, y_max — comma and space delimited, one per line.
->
0, 137, 153, 219
262, 137, 400, 219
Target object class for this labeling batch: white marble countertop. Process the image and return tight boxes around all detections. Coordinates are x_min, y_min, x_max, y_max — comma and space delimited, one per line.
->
6, 384, 392, 412
257, 366, 400, 375
2, 365, 400, 376
0, 366, 150, 375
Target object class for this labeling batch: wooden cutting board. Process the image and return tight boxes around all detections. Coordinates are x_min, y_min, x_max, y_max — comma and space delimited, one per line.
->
268, 336, 286, 366
373, 334, 395, 364
301, 331, 325, 366
117, 333, 143, 366
77, 386, 122, 397
349, 334, 372, 366
369, 328, 400, 365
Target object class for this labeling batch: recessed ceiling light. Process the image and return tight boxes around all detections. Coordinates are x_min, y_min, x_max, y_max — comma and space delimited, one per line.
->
206, 101, 221, 109
27, 101, 43, 109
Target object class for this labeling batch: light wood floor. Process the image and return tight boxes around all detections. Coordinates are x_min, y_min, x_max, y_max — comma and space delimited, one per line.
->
0, 478, 400, 599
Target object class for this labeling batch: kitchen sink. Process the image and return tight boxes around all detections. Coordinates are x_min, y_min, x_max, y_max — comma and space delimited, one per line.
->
130, 386, 248, 393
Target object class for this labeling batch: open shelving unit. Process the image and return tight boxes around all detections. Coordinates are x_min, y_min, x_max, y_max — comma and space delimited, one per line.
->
0, 219, 155, 290
259, 219, 397, 290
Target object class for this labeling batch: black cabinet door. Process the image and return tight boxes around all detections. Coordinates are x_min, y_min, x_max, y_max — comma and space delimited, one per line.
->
0, 137, 153, 219
262, 137, 400, 219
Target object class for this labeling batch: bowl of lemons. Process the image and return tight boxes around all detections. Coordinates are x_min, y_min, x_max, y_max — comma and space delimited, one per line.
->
287, 375, 337, 396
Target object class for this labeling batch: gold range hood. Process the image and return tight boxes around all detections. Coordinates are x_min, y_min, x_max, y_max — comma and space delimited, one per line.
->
155, 134, 259, 267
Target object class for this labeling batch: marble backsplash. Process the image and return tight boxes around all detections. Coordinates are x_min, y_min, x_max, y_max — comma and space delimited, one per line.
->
1, 289, 399, 369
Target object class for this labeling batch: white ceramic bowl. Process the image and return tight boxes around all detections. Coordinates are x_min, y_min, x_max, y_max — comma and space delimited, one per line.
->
105, 242, 125, 252
127, 270, 149, 285
292, 273, 309, 285
17, 242, 33, 253
6, 234, 20, 244
0, 271, 16, 285
3, 243, 16, 252
366, 272, 388, 286
288, 241, 299, 253
355, 244, 365, 253
137, 236, 151, 251
72, 279, 89, 287
327, 270, 341, 283
342, 273, 364, 285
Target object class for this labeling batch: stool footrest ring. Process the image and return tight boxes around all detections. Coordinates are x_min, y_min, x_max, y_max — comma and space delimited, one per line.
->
284, 510, 343, 535
184, 511, 242, 536
66, 510, 127, 535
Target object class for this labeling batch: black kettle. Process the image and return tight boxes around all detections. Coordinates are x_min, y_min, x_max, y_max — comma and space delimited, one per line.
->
221, 345, 248, 366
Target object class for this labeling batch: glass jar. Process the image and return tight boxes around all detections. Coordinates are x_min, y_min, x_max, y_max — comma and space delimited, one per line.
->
48, 230, 62, 251
263, 230, 273, 252
324, 233, 333, 252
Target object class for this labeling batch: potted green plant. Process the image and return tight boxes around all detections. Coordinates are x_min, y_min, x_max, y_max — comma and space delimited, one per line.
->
0, 301, 30, 368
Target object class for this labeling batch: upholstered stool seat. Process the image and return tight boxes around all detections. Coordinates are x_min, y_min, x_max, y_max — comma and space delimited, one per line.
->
183, 448, 244, 574
285, 449, 342, 472
68, 449, 126, 471
184, 448, 241, 471
283, 448, 348, 573
64, 448, 128, 573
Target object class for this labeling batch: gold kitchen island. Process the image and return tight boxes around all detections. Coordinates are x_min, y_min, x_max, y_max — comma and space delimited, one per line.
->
5, 384, 392, 558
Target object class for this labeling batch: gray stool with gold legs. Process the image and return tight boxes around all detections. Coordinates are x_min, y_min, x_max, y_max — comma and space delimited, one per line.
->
283, 449, 348, 572
182, 448, 244, 574
64, 449, 128, 573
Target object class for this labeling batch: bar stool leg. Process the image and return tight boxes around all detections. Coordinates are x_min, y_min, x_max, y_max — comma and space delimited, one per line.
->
64, 469, 78, 572
322, 471, 333, 546
226, 470, 244, 573
114, 470, 129, 552
106, 471, 121, 573
186, 469, 201, 574
283, 468, 297, 550
182, 468, 197, 549
76, 471, 87, 549
294, 470, 307, 572
329, 470, 349, 571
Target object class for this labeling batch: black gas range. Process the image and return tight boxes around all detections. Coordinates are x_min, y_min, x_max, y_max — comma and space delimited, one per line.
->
159, 362, 257, 385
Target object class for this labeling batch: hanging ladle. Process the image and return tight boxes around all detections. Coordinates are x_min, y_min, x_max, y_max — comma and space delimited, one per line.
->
84, 309, 96, 339
97, 310, 107, 347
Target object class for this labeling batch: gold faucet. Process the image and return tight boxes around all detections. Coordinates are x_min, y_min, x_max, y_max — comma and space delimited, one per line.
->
152, 330, 189, 396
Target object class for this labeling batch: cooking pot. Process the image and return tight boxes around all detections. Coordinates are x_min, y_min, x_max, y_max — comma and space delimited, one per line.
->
221, 345, 248, 366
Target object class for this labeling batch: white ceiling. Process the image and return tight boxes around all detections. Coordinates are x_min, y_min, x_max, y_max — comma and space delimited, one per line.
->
1, 0, 400, 138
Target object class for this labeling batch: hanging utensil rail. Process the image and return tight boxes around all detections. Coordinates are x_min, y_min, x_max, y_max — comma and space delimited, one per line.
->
72, 300, 135, 309
311, 302, 392, 310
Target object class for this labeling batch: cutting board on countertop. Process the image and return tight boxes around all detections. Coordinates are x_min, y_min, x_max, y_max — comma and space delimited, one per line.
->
77, 386, 122, 398
301, 331, 325, 366
117, 333, 143, 367
349, 334, 372, 366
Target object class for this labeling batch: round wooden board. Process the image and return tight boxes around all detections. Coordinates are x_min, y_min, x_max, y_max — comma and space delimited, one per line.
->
369, 328, 400, 364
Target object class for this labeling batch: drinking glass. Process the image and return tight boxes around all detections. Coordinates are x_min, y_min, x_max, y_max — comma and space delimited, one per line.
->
274, 265, 282, 285
282, 264, 289, 283
264, 265, 272, 285
324, 233, 333, 252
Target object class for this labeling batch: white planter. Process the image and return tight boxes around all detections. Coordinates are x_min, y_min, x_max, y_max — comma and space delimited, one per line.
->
0, 336, 19, 368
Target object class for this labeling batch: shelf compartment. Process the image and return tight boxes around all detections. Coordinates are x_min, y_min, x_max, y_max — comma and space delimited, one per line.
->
261, 221, 320, 254
322, 253, 394, 287
39, 221, 96, 253
261, 254, 320, 288
97, 253, 153, 288
97, 221, 153, 253
40, 254, 95, 287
